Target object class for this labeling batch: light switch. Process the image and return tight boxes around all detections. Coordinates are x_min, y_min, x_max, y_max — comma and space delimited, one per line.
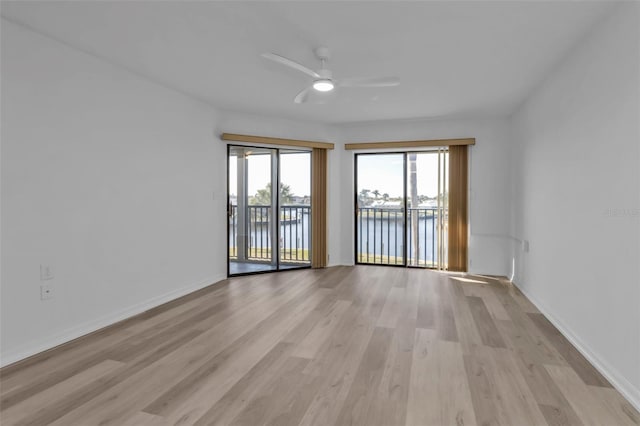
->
40, 265, 54, 281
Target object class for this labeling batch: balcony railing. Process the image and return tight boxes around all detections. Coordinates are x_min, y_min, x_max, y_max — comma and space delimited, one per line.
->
229, 204, 310, 263
230, 205, 442, 268
356, 207, 444, 268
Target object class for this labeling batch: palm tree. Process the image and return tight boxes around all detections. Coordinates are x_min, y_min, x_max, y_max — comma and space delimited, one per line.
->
359, 189, 371, 205
251, 182, 293, 205
409, 153, 419, 264
372, 189, 381, 199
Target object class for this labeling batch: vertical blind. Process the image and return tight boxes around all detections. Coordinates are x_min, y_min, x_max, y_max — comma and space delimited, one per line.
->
311, 148, 328, 268
435, 148, 448, 271
447, 145, 468, 272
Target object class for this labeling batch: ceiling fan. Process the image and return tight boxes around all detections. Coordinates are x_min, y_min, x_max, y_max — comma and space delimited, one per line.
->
261, 47, 399, 104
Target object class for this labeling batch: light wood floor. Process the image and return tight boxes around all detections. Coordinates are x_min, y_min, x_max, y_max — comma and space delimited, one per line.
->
1, 266, 638, 426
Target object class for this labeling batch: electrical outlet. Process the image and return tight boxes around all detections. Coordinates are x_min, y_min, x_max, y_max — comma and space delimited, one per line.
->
522, 240, 530, 253
40, 264, 54, 281
40, 284, 53, 300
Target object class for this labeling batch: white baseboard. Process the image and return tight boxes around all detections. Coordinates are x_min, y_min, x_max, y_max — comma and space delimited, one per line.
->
0, 274, 225, 368
514, 282, 640, 413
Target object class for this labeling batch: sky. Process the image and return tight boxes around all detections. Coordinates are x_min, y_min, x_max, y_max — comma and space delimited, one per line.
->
229, 151, 310, 197
357, 152, 446, 198
229, 150, 445, 199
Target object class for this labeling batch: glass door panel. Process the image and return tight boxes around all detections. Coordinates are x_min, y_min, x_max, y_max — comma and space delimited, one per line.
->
228, 146, 276, 275
279, 150, 311, 269
355, 150, 449, 269
407, 151, 448, 268
355, 153, 405, 265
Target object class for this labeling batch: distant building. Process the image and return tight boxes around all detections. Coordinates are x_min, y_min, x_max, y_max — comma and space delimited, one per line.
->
291, 195, 311, 205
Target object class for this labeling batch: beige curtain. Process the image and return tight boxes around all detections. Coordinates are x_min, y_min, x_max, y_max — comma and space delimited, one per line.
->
311, 148, 328, 268
447, 145, 468, 272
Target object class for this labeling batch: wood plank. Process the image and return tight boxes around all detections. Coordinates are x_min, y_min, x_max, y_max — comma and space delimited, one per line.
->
262, 371, 323, 426
436, 275, 459, 342
545, 364, 624, 426
508, 285, 540, 313
589, 386, 640, 426
448, 279, 482, 352
464, 345, 547, 426
191, 342, 294, 426
334, 327, 394, 425
406, 329, 476, 425
371, 276, 419, 426
376, 286, 405, 328
466, 296, 507, 348
463, 346, 507, 426
460, 281, 510, 321
406, 328, 478, 426
416, 271, 437, 329
292, 299, 352, 358
528, 312, 611, 388
296, 307, 377, 426
463, 346, 502, 426
538, 403, 583, 426
229, 356, 311, 426
495, 318, 565, 368
509, 352, 583, 425
121, 411, 169, 426
492, 287, 566, 365
0, 359, 125, 425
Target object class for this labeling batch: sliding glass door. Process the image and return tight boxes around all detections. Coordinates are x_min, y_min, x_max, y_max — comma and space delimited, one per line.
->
407, 151, 448, 268
279, 150, 311, 267
228, 145, 311, 276
355, 150, 448, 269
356, 154, 406, 265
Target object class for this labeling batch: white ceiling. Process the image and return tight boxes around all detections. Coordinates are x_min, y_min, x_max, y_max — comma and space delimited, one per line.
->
1, 1, 614, 124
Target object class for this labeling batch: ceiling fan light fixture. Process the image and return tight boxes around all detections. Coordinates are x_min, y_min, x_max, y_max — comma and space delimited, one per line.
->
313, 79, 334, 92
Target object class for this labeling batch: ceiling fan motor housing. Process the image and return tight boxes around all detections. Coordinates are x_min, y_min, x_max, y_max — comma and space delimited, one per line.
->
315, 46, 331, 61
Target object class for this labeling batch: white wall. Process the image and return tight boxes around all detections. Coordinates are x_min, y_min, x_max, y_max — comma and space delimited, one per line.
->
337, 117, 513, 275
510, 3, 640, 408
0, 20, 226, 365
0, 20, 347, 365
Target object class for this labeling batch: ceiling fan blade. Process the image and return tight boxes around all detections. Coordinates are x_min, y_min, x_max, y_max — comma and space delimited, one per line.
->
294, 87, 312, 104
262, 53, 320, 79
338, 76, 400, 88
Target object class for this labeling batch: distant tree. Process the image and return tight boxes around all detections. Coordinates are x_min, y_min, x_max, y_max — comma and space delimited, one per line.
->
372, 189, 381, 199
359, 188, 370, 199
251, 182, 293, 205
383, 193, 389, 201
279, 183, 293, 204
